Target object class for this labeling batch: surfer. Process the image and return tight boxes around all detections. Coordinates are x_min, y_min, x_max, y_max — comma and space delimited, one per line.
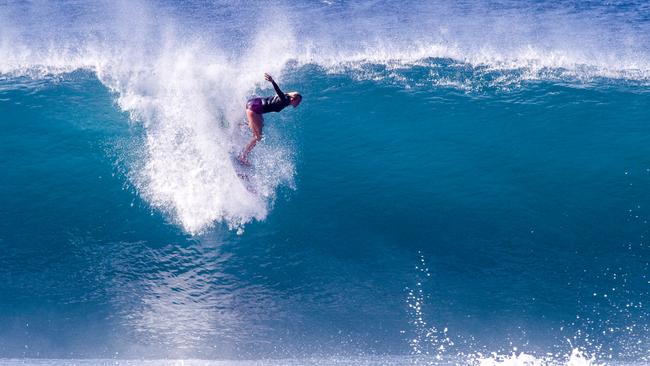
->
238, 73, 302, 166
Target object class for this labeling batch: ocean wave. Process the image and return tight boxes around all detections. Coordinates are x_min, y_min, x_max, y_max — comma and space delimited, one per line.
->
1, 0, 648, 233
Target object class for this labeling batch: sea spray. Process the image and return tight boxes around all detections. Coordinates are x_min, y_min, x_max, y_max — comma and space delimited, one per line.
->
405, 252, 455, 362
404, 254, 607, 366
475, 348, 601, 366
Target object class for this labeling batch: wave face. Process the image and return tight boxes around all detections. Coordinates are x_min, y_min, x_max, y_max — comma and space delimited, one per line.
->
1, 0, 649, 232
1, 0, 650, 363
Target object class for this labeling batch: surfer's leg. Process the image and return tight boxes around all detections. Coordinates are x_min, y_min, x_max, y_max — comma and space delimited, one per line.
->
239, 109, 263, 165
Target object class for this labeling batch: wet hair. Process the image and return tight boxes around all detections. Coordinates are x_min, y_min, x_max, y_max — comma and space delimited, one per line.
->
288, 92, 302, 105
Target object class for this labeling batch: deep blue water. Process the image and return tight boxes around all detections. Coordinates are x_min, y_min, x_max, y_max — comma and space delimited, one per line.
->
1, 1, 650, 364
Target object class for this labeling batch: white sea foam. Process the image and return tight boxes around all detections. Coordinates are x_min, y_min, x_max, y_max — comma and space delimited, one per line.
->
474, 349, 603, 366
0, 351, 615, 366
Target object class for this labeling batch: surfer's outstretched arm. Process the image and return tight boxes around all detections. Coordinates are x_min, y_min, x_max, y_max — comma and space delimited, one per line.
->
264, 73, 287, 102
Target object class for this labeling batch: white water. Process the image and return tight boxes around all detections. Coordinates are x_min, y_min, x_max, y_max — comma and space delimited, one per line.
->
0, 350, 616, 366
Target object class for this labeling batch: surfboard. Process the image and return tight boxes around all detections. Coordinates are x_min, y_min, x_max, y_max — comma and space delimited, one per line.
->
232, 156, 257, 194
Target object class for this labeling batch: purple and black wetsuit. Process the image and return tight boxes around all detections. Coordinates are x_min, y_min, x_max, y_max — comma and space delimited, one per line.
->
246, 80, 291, 115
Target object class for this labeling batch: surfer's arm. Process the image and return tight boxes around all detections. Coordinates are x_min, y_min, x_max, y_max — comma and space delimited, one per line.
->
264, 73, 287, 101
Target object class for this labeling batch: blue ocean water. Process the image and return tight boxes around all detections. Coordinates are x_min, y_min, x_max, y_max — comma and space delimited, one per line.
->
1, 0, 650, 364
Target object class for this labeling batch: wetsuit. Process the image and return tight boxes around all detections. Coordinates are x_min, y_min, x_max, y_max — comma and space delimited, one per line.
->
246, 80, 290, 114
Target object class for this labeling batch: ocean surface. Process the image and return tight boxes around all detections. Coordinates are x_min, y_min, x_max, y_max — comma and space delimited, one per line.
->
1, 0, 650, 364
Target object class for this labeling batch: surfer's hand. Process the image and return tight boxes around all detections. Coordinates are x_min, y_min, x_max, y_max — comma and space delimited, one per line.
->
264, 73, 274, 82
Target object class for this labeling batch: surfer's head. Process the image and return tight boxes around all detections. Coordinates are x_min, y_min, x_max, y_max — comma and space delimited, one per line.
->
288, 92, 302, 108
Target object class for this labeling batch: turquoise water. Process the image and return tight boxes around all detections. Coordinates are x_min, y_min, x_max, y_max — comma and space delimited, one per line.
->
2, 1, 650, 364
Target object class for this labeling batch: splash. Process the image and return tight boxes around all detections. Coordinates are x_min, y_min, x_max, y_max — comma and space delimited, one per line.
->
404, 254, 613, 365
476, 349, 602, 366
406, 252, 455, 361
